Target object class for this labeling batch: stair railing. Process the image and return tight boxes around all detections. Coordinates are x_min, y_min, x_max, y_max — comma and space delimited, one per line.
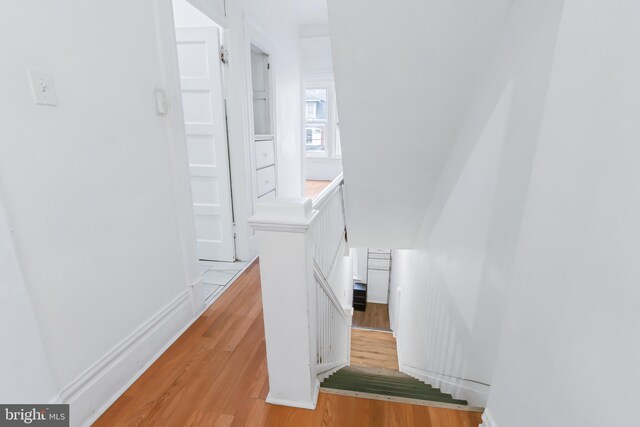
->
311, 175, 346, 279
248, 174, 351, 409
314, 261, 350, 377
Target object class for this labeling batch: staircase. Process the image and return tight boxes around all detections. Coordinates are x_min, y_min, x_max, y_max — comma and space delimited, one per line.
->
321, 366, 471, 408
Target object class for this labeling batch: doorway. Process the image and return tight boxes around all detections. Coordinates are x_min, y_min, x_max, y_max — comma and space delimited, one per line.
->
171, 0, 247, 304
172, 0, 235, 263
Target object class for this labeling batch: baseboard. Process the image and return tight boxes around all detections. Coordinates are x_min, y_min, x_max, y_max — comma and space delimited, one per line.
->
265, 379, 320, 410
58, 289, 197, 427
400, 364, 489, 407
481, 408, 497, 427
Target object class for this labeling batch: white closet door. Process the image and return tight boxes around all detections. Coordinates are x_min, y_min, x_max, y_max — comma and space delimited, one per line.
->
176, 27, 235, 261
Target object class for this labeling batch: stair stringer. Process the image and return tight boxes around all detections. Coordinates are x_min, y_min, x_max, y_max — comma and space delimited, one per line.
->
400, 363, 489, 407
317, 361, 348, 382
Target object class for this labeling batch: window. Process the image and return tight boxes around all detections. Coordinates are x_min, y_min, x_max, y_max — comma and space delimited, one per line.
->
304, 84, 340, 157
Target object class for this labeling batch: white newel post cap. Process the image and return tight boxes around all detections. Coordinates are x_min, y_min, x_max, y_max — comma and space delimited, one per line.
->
248, 198, 318, 233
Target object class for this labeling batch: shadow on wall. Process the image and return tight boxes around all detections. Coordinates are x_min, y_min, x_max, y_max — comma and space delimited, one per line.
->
390, 0, 566, 407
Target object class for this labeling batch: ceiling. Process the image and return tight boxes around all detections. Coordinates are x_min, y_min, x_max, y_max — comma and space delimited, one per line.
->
292, 0, 328, 27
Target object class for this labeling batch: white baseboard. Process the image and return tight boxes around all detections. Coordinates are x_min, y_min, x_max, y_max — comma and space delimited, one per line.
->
366, 298, 389, 304
481, 408, 497, 427
400, 364, 490, 407
265, 379, 320, 410
58, 289, 197, 427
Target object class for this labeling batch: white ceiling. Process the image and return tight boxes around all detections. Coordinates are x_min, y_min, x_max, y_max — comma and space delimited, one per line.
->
327, 0, 514, 248
292, 0, 328, 27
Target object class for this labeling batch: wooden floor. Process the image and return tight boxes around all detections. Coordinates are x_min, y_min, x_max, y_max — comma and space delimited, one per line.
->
352, 303, 391, 330
350, 328, 400, 371
305, 180, 331, 198
95, 260, 482, 426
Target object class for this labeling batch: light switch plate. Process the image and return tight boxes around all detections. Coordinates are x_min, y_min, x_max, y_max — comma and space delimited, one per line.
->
28, 69, 57, 106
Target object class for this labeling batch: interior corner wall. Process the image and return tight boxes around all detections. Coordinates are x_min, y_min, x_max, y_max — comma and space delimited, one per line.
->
0, 198, 57, 403
0, 1, 204, 424
389, 0, 565, 406
485, 1, 640, 426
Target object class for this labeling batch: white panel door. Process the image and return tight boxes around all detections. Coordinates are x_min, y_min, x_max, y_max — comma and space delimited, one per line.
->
176, 27, 235, 261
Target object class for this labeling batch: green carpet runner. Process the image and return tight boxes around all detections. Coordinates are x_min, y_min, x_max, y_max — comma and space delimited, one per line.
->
321, 367, 468, 406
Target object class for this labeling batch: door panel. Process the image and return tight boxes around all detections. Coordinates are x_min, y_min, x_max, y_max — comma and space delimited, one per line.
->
176, 27, 235, 261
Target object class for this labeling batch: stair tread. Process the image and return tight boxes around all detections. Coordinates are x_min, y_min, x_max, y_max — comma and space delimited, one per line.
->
320, 367, 469, 406
323, 380, 444, 396
327, 373, 433, 386
321, 383, 467, 404
324, 376, 437, 390
322, 382, 446, 397
325, 379, 446, 394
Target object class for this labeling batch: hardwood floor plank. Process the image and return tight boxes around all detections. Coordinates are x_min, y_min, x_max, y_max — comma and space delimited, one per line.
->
352, 303, 391, 330
94, 260, 483, 427
350, 328, 399, 370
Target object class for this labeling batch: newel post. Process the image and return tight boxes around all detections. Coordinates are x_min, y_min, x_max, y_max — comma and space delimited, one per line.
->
248, 198, 319, 409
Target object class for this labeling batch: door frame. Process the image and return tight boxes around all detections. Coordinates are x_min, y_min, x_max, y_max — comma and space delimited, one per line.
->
153, 0, 247, 313
155, 0, 269, 269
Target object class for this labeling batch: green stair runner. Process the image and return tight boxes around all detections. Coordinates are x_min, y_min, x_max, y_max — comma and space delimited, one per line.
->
321, 367, 468, 406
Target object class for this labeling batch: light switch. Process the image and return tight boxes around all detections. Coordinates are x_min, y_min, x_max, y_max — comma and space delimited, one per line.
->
28, 69, 57, 106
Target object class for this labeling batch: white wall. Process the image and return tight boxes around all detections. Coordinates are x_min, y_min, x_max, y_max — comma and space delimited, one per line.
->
485, 1, 640, 425
0, 0, 302, 423
389, 0, 564, 406
351, 247, 368, 283
305, 157, 342, 181
0, 0, 197, 390
300, 35, 333, 79
328, 0, 514, 248
0, 198, 57, 403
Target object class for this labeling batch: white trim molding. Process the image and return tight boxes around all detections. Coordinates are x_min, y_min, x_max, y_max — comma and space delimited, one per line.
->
248, 198, 318, 233
58, 290, 196, 426
400, 364, 490, 408
266, 379, 321, 410
481, 408, 498, 427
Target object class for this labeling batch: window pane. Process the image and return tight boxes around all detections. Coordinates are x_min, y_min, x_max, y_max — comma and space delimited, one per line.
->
305, 89, 327, 120
305, 124, 326, 151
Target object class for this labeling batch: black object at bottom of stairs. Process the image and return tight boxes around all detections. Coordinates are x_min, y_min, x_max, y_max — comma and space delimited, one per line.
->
321, 366, 468, 406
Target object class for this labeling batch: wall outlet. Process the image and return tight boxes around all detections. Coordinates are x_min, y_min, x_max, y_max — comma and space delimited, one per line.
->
28, 69, 57, 106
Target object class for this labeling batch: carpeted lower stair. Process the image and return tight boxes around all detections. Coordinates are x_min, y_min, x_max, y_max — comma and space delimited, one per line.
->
321, 366, 468, 406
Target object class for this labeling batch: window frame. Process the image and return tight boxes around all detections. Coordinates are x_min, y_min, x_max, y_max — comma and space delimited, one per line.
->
304, 81, 339, 158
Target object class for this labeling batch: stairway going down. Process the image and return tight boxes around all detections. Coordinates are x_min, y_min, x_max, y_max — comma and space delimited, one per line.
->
321, 366, 471, 408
